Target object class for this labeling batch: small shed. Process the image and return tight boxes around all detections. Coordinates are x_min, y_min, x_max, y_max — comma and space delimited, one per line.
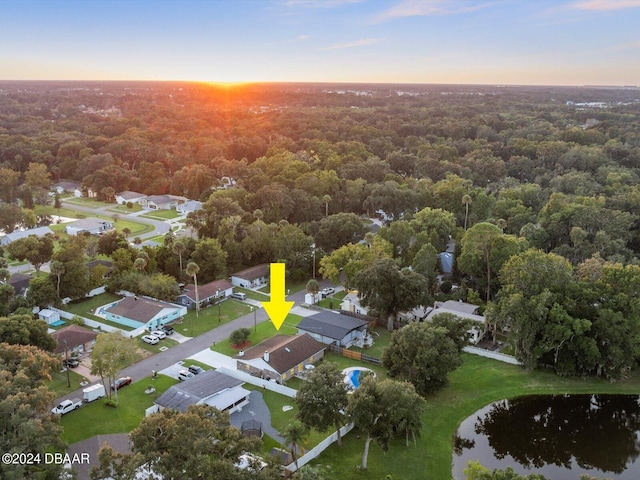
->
38, 308, 60, 325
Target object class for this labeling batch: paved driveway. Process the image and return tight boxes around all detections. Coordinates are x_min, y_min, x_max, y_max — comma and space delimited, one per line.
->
229, 391, 286, 444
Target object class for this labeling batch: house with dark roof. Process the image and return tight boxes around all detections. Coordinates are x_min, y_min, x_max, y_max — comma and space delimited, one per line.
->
8, 273, 31, 297
52, 180, 82, 197
140, 195, 177, 210
51, 324, 98, 358
177, 279, 234, 309
230, 264, 270, 288
0, 226, 54, 246
235, 334, 325, 384
103, 296, 187, 330
65, 218, 114, 236
297, 311, 370, 348
153, 370, 250, 414
115, 191, 147, 205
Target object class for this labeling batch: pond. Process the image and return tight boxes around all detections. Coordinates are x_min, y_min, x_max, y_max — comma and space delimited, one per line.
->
452, 394, 640, 479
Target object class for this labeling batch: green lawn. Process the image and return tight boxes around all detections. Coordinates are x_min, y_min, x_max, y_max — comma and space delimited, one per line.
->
139, 209, 181, 220
137, 336, 180, 353
257, 279, 308, 295
349, 325, 391, 359
108, 204, 144, 213
210, 314, 304, 356
235, 287, 271, 302
60, 374, 177, 444
47, 368, 91, 398
61, 293, 138, 331
63, 197, 114, 209
178, 300, 254, 338
312, 353, 640, 480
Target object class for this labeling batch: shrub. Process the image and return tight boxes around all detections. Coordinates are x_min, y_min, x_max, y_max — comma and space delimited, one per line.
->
230, 327, 251, 347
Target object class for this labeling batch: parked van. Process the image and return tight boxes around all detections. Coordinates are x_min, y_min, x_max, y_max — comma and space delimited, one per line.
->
231, 292, 247, 300
82, 383, 106, 403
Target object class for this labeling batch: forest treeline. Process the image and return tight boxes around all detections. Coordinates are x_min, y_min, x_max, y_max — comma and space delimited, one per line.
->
1, 81, 640, 378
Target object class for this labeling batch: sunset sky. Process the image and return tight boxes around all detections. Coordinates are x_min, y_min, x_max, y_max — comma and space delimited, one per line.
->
2, 0, 640, 86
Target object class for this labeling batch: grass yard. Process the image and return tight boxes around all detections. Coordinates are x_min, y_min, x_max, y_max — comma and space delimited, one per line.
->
63, 197, 114, 209
317, 290, 347, 309
47, 368, 90, 398
108, 204, 144, 213
210, 313, 304, 357
60, 374, 177, 444
139, 209, 181, 220
257, 279, 308, 295
137, 336, 180, 353
312, 353, 640, 480
61, 293, 137, 331
235, 287, 271, 302
349, 325, 391, 359
178, 300, 254, 338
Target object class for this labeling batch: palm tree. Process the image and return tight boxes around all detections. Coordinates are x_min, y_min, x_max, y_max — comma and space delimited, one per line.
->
49, 260, 65, 297
133, 257, 147, 272
305, 279, 320, 304
283, 420, 309, 470
172, 239, 186, 273
322, 194, 332, 217
462, 194, 472, 231
186, 262, 200, 317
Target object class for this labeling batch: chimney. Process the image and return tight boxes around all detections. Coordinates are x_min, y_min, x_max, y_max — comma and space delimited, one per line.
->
263, 351, 270, 362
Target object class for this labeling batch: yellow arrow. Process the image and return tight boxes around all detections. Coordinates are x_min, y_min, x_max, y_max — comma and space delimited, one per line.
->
262, 263, 294, 331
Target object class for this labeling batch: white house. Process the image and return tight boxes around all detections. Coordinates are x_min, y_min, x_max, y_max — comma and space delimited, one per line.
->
153, 370, 250, 414
230, 264, 269, 288
426, 300, 485, 345
176, 200, 202, 215
65, 218, 114, 236
140, 195, 177, 210
115, 191, 146, 205
340, 292, 369, 315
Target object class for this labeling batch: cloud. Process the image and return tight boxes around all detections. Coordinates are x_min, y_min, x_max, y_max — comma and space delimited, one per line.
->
281, 0, 363, 7
320, 38, 381, 50
371, 0, 495, 23
569, 0, 640, 10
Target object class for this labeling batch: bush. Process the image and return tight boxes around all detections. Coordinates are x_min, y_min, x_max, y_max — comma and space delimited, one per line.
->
230, 327, 251, 347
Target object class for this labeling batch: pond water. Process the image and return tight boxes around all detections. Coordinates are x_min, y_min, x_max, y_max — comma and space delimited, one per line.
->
452, 394, 640, 479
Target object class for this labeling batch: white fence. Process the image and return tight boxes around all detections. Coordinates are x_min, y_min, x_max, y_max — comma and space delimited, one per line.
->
216, 366, 297, 398
463, 346, 521, 365
285, 423, 355, 473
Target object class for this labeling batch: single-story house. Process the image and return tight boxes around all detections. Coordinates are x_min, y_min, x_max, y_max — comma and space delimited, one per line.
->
86, 259, 114, 277
0, 226, 54, 246
140, 195, 177, 210
51, 324, 98, 357
115, 191, 147, 205
8, 273, 31, 296
153, 370, 250, 414
340, 292, 369, 315
103, 296, 187, 330
235, 334, 325, 384
65, 218, 114, 236
426, 300, 485, 344
176, 200, 202, 215
230, 264, 270, 288
52, 181, 82, 197
38, 308, 60, 325
297, 311, 369, 348
177, 279, 234, 309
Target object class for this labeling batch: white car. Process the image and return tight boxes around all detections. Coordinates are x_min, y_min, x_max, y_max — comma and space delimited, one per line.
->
178, 370, 195, 381
150, 330, 166, 339
142, 335, 159, 345
321, 287, 335, 296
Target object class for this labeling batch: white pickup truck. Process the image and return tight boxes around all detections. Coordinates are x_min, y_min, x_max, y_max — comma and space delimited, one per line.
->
51, 398, 82, 415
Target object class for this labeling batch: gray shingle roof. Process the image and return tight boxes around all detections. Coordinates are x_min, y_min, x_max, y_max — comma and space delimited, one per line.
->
297, 311, 369, 341
155, 370, 243, 412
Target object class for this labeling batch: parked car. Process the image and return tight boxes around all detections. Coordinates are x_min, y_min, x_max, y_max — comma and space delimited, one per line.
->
178, 370, 195, 381
149, 330, 166, 339
63, 358, 80, 368
142, 334, 159, 345
160, 325, 174, 335
230, 292, 247, 300
188, 365, 204, 375
111, 376, 132, 390
321, 287, 335, 296
51, 398, 82, 415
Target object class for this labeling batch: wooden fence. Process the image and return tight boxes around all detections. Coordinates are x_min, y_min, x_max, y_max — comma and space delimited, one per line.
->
325, 344, 382, 366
